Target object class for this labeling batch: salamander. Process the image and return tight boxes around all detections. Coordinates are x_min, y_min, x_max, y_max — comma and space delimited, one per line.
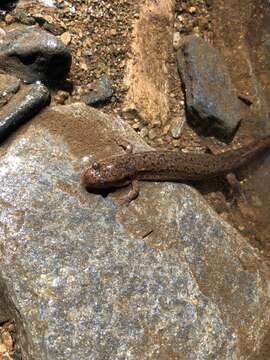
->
83, 134, 270, 203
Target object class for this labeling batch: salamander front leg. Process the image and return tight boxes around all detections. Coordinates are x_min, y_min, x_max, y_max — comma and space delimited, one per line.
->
119, 180, 140, 205
114, 137, 133, 154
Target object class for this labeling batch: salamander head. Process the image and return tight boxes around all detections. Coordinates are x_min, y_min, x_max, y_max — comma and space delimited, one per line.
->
83, 160, 135, 189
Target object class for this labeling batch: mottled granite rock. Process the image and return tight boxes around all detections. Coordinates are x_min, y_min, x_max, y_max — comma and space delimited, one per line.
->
0, 103, 269, 359
0, 82, 50, 142
177, 36, 243, 141
0, 24, 71, 83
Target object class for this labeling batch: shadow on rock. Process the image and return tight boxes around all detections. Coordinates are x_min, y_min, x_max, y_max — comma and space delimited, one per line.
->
0, 1, 18, 11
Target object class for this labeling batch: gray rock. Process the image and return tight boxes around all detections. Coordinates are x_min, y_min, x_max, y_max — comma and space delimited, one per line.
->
0, 73, 20, 107
0, 24, 71, 83
177, 36, 242, 141
0, 82, 50, 142
0, 103, 269, 359
82, 75, 114, 107
12, 9, 36, 26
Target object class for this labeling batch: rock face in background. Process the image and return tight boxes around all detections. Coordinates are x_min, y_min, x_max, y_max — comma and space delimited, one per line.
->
0, 103, 269, 358
211, 0, 270, 137
209, 0, 270, 264
0, 24, 71, 83
177, 36, 242, 141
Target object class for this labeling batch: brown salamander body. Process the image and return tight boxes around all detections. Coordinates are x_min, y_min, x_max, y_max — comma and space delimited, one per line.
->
83, 134, 270, 196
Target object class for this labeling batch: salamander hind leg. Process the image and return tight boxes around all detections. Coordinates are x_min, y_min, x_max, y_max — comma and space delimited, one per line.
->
226, 173, 247, 204
119, 180, 140, 206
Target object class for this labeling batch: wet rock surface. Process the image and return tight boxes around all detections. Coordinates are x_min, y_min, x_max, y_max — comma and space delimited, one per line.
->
0, 73, 20, 107
0, 82, 50, 142
177, 35, 243, 141
0, 103, 269, 358
0, 24, 71, 83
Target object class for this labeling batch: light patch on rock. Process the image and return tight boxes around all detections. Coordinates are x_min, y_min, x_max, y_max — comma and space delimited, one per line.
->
39, 0, 55, 7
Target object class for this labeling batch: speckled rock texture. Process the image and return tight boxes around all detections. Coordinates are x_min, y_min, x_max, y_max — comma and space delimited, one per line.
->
0, 103, 270, 359
177, 36, 243, 141
0, 24, 71, 83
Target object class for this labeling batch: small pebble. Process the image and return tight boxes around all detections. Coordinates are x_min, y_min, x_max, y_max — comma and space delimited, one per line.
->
132, 123, 140, 130
54, 90, 69, 104
162, 124, 171, 135
80, 62, 88, 71
140, 127, 148, 138
1, 331, 13, 350
0, 343, 7, 353
173, 32, 181, 50
60, 31, 71, 45
170, 117, 184, 139
148, 128, 159, 140
0, 28, 6, 39
156, 138, 164, 146
5, 14, 14, 25
109, 29, 117, 36
189, 6, 197, 14
251, 196, 263, 207
152, 120, 161, 128
193, 26, 200, 35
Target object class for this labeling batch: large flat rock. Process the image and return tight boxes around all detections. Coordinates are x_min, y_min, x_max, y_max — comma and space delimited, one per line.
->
0, 103, 269, 359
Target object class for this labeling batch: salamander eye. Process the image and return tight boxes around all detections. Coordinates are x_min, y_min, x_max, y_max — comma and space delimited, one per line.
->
92, 162, 100, 170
